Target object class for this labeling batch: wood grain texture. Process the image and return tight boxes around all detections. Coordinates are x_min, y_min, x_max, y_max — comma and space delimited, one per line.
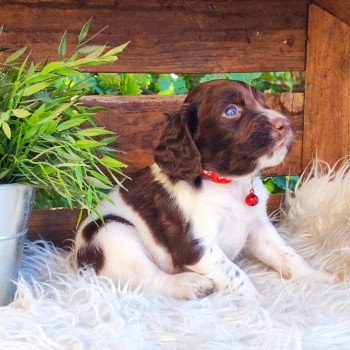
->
313, 0, 350, 26
81, 93, 304, 176
28, 194, 285, 247
0, 0, 308, 73
28, 208, 83, 248
303, 5, 350, 167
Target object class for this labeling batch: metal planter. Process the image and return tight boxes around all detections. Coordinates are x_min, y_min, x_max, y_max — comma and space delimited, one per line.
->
0, 184, 34, 306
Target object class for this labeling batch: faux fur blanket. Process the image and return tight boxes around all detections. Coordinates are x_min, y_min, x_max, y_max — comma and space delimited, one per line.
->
2, 161, 350, 349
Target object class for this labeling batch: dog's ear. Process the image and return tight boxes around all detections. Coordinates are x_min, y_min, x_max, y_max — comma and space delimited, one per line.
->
154, 104, 201, 182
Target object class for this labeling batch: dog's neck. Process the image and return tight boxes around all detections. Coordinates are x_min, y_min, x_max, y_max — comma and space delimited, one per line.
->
200, 169, 232, 184
199, 168, 259, 206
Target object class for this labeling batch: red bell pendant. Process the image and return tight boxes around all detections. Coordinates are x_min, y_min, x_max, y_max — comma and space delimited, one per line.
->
245, 189, 259, 206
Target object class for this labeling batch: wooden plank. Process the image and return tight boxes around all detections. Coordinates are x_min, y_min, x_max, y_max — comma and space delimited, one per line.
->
81, 93, 304, 176
28, 194, 285, 247
27, 208, 83, 248
313, 0, 350, 26
303, 5, 350, 167
0, 0, 308, 73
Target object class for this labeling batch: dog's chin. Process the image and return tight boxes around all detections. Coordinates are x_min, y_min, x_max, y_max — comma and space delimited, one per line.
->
258, 136, 293, 170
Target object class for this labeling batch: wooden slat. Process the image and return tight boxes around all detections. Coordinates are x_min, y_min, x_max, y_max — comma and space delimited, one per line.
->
82, 93, 304, 176
28, 194, 285, 247
313, 0, 350, 26
303, 5, 350, 167
0, 0, 308, 73
28, 208, 82, 248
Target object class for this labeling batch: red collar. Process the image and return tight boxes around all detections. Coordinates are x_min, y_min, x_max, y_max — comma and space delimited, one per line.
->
200, 169, 259, 207
200, 169, 232, 184
200, 169, 259, 206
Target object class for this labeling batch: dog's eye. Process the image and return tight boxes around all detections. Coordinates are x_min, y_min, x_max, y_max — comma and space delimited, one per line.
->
224, 106, 239, 118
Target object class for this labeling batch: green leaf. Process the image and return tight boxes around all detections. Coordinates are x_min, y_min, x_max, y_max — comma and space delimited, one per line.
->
79, 18, 92, 44
263, 177, 286, 194
272, 176, 287, 189
56, 149, 84, 162
73, 139, 102, 149
12, 109, 31, 118
101, 156, 126, 169
2, 121, 11, 139
0, 168, 10, 180
28, 103, 46, 124
263, 178, 276, 193
5, 46, 27, 64
26, 62, 36, 79
79, 127, 113, 137
55, 68, 83, 77
100, 136, 117, 145
25, 73, 57, 84
23, 125, 41, 140
45, 118, 61, 135
74, 166, 83, 188
21, 81, 53, 97
41, 61, 65, 74
90, 170, 112, 186
56, 118, 85, 132
104, 41, 129, 56
0, 111, 10, 124
36, 102, 73, 125
84, 45, 106, 59
77, 45, 105, 54
66, 52, 78, 63
85, 176, 111, 189
58, 30, 67, 59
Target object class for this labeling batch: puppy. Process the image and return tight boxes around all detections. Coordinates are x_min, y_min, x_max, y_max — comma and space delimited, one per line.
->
75, 80, 327, 299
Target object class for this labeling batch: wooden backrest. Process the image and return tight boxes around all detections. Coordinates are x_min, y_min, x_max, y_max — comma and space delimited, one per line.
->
1, 1, 350, 246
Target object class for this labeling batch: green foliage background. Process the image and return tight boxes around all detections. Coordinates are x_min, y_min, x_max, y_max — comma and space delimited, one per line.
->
60, 71, 304, 96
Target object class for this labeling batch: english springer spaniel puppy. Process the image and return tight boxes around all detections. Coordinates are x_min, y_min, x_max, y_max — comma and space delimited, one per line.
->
75, 80, 331, 299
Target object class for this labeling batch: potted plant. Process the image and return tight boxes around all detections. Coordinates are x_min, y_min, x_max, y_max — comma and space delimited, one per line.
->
0, 21, 128, 305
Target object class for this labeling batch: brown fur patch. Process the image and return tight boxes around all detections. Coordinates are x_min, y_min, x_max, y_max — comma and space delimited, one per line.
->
76, 245, 105, 274
121, 167, 204, 269
154, 105, 201, 183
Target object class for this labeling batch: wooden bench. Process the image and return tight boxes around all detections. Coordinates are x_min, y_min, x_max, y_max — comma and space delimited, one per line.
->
1, 0, 349, 247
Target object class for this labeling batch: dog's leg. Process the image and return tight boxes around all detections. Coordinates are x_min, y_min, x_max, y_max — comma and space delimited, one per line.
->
186, 244, 258, 298
85, 222, 214, 299
246, 218, 334, 282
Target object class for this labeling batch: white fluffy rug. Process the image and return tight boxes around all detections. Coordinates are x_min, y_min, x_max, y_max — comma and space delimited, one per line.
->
2, 161, 350, 349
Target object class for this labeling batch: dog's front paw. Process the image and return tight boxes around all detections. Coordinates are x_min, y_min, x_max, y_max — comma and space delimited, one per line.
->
175, 272, 215, 299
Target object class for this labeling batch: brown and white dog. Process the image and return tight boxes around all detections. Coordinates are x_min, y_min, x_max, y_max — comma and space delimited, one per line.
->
75, 80, 331, 299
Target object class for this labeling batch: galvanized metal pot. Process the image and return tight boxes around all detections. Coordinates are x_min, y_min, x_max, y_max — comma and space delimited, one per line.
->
0, 184, 35, 306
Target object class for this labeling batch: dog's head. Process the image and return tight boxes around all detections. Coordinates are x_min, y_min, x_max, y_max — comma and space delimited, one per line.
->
154, 79, 293, 182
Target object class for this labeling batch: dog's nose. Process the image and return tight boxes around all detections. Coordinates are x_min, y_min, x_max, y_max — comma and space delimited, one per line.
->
271, 117, 290, 135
